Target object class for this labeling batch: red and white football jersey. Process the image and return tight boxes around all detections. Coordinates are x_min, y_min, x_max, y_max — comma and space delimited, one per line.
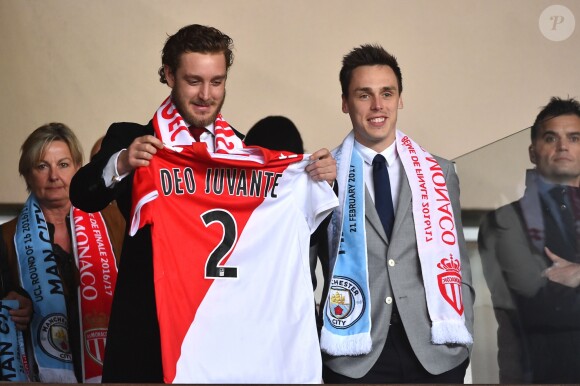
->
130, 144, 337, 384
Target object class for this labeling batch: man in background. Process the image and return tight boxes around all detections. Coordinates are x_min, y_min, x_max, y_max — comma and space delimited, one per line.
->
479, 97, 580, 383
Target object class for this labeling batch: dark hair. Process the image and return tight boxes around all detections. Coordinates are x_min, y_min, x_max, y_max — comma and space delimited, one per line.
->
158, 24, 234, 84
19, 122, 83, 190
90, 135, 105, 161
245, 116, 304, 154
339, 44, 403, 97
531, 96, 580, 141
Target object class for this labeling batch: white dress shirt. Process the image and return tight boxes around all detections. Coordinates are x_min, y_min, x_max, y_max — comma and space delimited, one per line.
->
353, 139, 401, 212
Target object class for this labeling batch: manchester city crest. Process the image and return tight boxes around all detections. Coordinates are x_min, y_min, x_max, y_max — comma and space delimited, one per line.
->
38, 313, 73, 362
325, 276, 365, 329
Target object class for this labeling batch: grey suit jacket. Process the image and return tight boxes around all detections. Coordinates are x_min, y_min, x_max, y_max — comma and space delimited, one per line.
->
478, 190, 580, 383
320, 156, 474, 378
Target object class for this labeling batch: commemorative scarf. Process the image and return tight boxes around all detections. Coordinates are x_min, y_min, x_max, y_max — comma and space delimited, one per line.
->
70, 208, 118, 383
321, 131, 472, 356
15, 195, 118, 383
320, 133, 372, 355
153, 96, 244, 153
0, 300, 28, 382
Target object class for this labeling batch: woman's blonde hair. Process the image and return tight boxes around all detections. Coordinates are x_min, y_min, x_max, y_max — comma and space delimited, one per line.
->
19, 122, 83, 190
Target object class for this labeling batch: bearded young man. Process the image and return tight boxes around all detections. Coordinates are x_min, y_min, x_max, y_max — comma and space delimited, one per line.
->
70, 24, 337, 383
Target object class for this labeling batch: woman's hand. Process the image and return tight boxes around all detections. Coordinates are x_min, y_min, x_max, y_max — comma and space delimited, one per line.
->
4, 291, 33, 331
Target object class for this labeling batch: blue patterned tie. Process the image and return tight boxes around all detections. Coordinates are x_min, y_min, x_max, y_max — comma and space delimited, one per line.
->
373, 154, 395, 239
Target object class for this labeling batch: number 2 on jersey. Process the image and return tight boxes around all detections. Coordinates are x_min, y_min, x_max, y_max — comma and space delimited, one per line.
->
201, 209, 238, 278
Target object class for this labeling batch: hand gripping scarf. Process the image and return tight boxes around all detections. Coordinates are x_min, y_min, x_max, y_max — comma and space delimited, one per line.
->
321, 131, 473, 356
0, 300, 29, 381
15, 195, 118, 383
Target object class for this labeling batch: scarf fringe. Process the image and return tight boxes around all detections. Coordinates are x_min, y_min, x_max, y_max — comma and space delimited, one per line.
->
320, 328, 372, 356
38, 367, 77, 383
431, 320, 473, 345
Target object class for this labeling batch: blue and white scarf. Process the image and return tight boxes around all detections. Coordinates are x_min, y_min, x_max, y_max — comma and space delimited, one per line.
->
15, 195, 77, 383
320, 135, 372, 354
0, 300, 28, 382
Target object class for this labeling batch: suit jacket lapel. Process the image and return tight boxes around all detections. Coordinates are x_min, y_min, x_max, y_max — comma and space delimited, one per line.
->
393, 171, 411, 237
365, 187, 388, 244
365, 171, 412, 246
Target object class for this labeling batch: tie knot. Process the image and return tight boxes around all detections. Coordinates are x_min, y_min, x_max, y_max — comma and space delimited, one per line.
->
190, 127, 207, 142
373, 154, 387, 167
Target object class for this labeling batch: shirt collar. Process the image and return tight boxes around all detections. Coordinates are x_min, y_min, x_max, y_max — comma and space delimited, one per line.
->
536, 174, 568, 196
354, 139, 398, 166
183, 120, 215, 136
205, 122, 215, 135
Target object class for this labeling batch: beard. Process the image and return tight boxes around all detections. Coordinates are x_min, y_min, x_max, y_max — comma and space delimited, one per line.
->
172, 90, 226, 128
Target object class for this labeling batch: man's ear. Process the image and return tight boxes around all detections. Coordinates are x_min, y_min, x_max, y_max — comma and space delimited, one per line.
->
342, 95, 349, 114
398, 96, 404, 109
164, 64, 175, 88
529, 144, 537, 164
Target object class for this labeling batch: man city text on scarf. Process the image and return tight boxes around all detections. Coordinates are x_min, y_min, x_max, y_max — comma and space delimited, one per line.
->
20, 203, 63, 303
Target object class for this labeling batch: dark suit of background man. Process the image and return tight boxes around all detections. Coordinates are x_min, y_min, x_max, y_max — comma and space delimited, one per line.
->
479, 97, 580, 384
70, 24, 337, 383
315, 44, 474, 384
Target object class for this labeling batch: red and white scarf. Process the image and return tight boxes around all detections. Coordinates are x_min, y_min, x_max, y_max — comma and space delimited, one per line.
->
153, 96, 245, 154
397, 132, 471, 344
71, 209, 118, 383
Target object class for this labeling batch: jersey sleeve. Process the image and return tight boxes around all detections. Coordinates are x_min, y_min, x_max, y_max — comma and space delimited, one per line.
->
129, 165, 158, 236
296, 156, 339, 232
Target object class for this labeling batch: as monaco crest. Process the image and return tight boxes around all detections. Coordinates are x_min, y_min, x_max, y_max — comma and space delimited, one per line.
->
436, 255, 464, 315
85, 328, 107, 365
